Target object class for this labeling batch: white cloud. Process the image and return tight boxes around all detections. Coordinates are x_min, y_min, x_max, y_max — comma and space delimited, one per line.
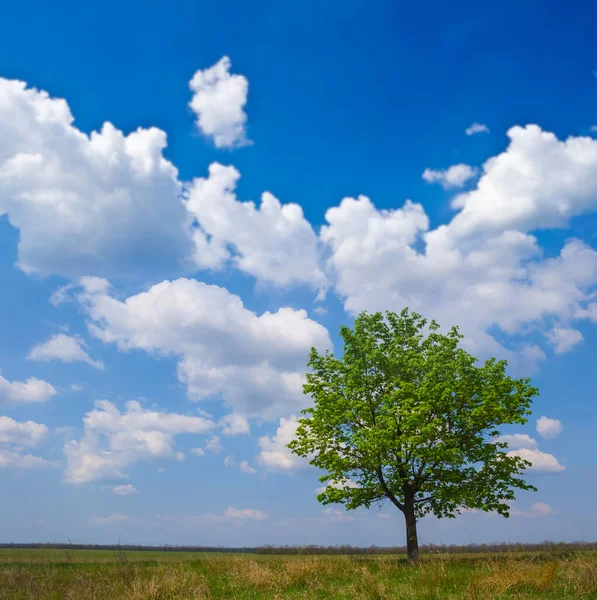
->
188, 56, 251, 149
510, 502, 555, 518
28, 334, 103, 369
321, 125, 597, 372
506, 448, 565, 472
113, 484, 138, 495
545, 326, 584, 354
446, 125, 597, 237
321, 507, 355, 522
465, 122, 490, 135
64, 400, 215, 484
536, 416, 563, 440
0, 78, 191, 279
315, 478, 359, 495
0, 450, 48, 469
219, 413, 250, 436
239, 460, 257, 474
494, 433, 537, 450
0, 416, 48, 469
61, 276, 330, 420
191, 447, 205, 456
223, 507, 267, 521
0, 371, 56, 406
89, 514, 133, 526
205, 436, 221, 454
0, 416, 48, 447
258, 416, 309, 472
223, 455, 257, 474
186, 163, 326, 291
422, 164, 478, 189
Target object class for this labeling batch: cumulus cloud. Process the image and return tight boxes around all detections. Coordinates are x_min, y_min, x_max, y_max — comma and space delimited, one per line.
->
506, 448, 565, 472
0, 371, 56, 406
446, 126, 597, 237
321, 507, 355, 522
536, 416, 563, 440
186, 163, 326, 291
0, 451, 48, 469
188, 56, 251, 149
422, 164, 478, 189
239, 460, 257, 474
64, 400, 215, 484
0, 78, 191, 279
224, 455, 257, 474
545, 326, 584, 354
258, 416, 309, 472
28, 334, 103, 369
59, 277, 330, 420
113, 484, 138, 495
465, 122, 490, 135
191, 447, 205, 456
219, 413, 250, 436
205, 436, 222, 454
0, 415, 48, 469
0, 416, 48, 447
494, 433, 537, 450
510, 502, 555, 517
321, 125, 597, 372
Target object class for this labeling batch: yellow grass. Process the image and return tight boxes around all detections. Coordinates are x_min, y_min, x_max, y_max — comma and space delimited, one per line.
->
0, 549, 595, 599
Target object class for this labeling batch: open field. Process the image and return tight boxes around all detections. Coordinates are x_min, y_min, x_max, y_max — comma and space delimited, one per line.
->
0, 548, 596, 599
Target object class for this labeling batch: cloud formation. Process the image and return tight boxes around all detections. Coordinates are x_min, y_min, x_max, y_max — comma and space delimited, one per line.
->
28, 334, 103, 369
189, 57, 251, 149
465, 122, 490, 135
422, 164, 478, 189
186, 162, 326, 291
258, 416, 309, 471
506, 447, 565, 472
536, 416, 563, 440
0, 78, 190, 279
0, 371, 56, 406
58, 276, 331, 420
0, 415, 48, 469
64, 400, 215, 484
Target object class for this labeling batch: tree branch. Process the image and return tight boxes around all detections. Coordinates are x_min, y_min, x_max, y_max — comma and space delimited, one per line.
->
376, 467, 404, 512
414, 495, 433, 504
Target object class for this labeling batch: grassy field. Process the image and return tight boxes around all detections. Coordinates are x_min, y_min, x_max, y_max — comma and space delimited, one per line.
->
0, 548, 596, 599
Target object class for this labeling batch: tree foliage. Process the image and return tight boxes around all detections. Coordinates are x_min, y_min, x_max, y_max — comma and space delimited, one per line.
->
288, 309, 539, 562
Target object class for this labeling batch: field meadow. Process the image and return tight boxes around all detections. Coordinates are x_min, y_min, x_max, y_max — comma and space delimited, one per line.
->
1, 547, 596, 599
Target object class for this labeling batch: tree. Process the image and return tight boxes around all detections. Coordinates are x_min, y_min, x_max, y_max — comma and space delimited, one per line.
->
288, 309, 539, 564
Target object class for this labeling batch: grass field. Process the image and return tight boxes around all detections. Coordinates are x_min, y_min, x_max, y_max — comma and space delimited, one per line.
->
0, 548, 596, 599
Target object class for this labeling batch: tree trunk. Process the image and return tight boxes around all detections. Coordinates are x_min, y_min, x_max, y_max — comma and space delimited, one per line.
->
404, 506, 419, 565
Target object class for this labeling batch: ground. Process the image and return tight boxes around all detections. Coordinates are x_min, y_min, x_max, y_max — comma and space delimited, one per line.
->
0, 548, 595, 599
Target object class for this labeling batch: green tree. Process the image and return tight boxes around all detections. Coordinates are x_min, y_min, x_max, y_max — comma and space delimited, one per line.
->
288, 309, 539, 564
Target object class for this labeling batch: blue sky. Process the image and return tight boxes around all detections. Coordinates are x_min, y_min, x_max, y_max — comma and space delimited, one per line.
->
1, 0, 597, 546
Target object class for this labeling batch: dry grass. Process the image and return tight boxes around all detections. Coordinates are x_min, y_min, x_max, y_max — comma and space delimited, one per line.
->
0, 549, 595, 599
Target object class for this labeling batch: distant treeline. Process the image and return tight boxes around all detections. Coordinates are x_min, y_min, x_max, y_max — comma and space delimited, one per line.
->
0, 541, 596, 555
256, 541, 597, 555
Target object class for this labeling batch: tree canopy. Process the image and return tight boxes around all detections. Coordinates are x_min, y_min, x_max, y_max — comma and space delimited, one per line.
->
288, 309, 539, 563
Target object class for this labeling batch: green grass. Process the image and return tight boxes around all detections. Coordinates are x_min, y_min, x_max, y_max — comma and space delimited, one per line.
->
0, 548, 596, 599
